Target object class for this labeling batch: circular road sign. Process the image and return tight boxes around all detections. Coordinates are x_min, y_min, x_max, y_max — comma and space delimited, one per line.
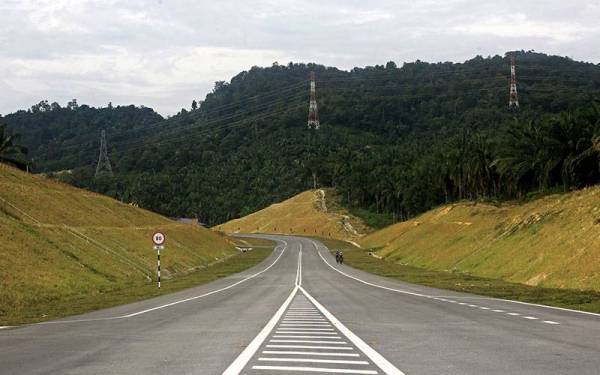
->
152, 232, 166, 246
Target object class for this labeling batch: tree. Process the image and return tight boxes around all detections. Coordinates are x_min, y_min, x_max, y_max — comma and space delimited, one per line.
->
191, 100, 198, 111
3, 51, 600, 225
67, 99, 78, 110
0, 123, 28, 168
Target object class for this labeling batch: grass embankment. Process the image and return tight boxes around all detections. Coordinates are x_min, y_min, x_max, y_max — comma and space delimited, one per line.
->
322, 238, 600, 313
0, 164, 273, 325
215, 189, 372, 241
361, 186, 600, 292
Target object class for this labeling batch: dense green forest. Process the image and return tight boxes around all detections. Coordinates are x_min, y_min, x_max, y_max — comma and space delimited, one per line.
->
2, 51, 599, 226
2, 100, 163, 171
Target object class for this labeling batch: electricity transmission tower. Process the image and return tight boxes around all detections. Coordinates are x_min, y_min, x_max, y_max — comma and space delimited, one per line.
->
307, 71, 320, 129
95, 129, 113, 178
509, 56, 519, 108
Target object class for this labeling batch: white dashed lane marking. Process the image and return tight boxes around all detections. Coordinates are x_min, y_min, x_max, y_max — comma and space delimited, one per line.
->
314, 241, 562, 326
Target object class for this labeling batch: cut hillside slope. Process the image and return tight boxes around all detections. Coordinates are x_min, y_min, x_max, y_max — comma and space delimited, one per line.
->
214, 189, 372, 241
0, 164, 240, 324
360, 186, 600, 292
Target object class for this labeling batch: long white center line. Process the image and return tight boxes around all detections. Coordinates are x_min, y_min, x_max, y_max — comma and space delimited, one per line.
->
222, 286, 299, 374
223, 242, 302, 374
224, 238, 407, 374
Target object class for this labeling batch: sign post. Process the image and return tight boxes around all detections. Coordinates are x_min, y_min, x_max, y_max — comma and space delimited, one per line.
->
152, 232, 166, 288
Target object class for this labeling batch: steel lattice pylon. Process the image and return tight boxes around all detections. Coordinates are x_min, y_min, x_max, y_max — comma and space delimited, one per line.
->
307, 71, 320, 129
95, 129, 113, 178
509, 56, 519, 108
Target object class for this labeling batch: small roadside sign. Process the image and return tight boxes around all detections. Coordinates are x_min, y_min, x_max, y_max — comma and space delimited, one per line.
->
152, 232, 166, 289
152, 232, 166, 245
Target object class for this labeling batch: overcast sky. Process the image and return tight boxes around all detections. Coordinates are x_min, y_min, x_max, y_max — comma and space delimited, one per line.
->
1, 0, 599, 116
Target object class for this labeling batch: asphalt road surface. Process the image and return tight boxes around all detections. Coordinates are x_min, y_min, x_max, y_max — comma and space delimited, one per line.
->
1, 235, 599, 374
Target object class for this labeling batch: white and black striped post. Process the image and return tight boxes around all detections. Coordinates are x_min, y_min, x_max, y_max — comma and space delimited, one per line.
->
152, 232, 166, 289
157, 247, 161, 288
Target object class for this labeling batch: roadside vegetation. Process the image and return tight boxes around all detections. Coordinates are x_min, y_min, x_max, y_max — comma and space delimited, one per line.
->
322, 238, 600, 314
215, 189, 372, 241
3, 245, 272, 326
0, 165, 273, 325
3, 51, 599, 228
0, 124, 28, 169
359, 186, 600, 292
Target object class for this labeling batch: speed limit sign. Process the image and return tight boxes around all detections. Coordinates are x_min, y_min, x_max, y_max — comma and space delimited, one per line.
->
152, 232, 166, 246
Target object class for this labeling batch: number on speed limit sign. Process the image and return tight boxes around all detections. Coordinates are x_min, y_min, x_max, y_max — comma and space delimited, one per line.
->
152, 232, 166, 245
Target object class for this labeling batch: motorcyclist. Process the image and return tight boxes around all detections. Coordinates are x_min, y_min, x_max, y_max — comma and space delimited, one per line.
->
339, 251, 344, 265
335, 249, 341, 264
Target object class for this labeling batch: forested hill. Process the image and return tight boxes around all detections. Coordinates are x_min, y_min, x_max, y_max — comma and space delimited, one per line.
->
3, 51, 600, 226
2, 101, 163, 171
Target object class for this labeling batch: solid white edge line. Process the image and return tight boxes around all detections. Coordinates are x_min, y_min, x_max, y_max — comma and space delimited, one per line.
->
311, 239, 600, 319
223, 238, 304, 374
314, 243, 425, 299
35, 240, 290, 325
124, 240, 288, 318
222, 286, 299, 375
299, 243, 302, 285
300, 286, 405, 375
295, 243, 301, 286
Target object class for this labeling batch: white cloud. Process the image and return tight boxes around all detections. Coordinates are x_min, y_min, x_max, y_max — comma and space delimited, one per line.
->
0, 0, 599, 116
454, 13, 600, 43
0, 45, 293, 114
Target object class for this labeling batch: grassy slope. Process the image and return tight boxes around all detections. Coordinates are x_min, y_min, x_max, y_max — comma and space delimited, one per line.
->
322, 238, 600, 313
0, 164, 271, 325
360, 186, 600, 292
214, 189, 372, 240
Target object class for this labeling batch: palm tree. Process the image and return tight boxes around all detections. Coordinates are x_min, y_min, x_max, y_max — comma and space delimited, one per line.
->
0, 124, 28, 169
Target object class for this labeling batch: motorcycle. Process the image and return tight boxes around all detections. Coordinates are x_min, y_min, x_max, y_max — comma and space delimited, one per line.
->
336, 252, 344, 265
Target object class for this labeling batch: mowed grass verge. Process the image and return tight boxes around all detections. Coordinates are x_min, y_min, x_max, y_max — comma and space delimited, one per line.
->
360, 187, 600, 291
321, 238, 600, 313
215, 189, 372, 241
0, 165, 275, 325
4, 244, 272, 326
0, 236, 275, 326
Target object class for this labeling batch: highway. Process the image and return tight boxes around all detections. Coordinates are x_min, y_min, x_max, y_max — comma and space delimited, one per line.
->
1, 235, 599, 374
